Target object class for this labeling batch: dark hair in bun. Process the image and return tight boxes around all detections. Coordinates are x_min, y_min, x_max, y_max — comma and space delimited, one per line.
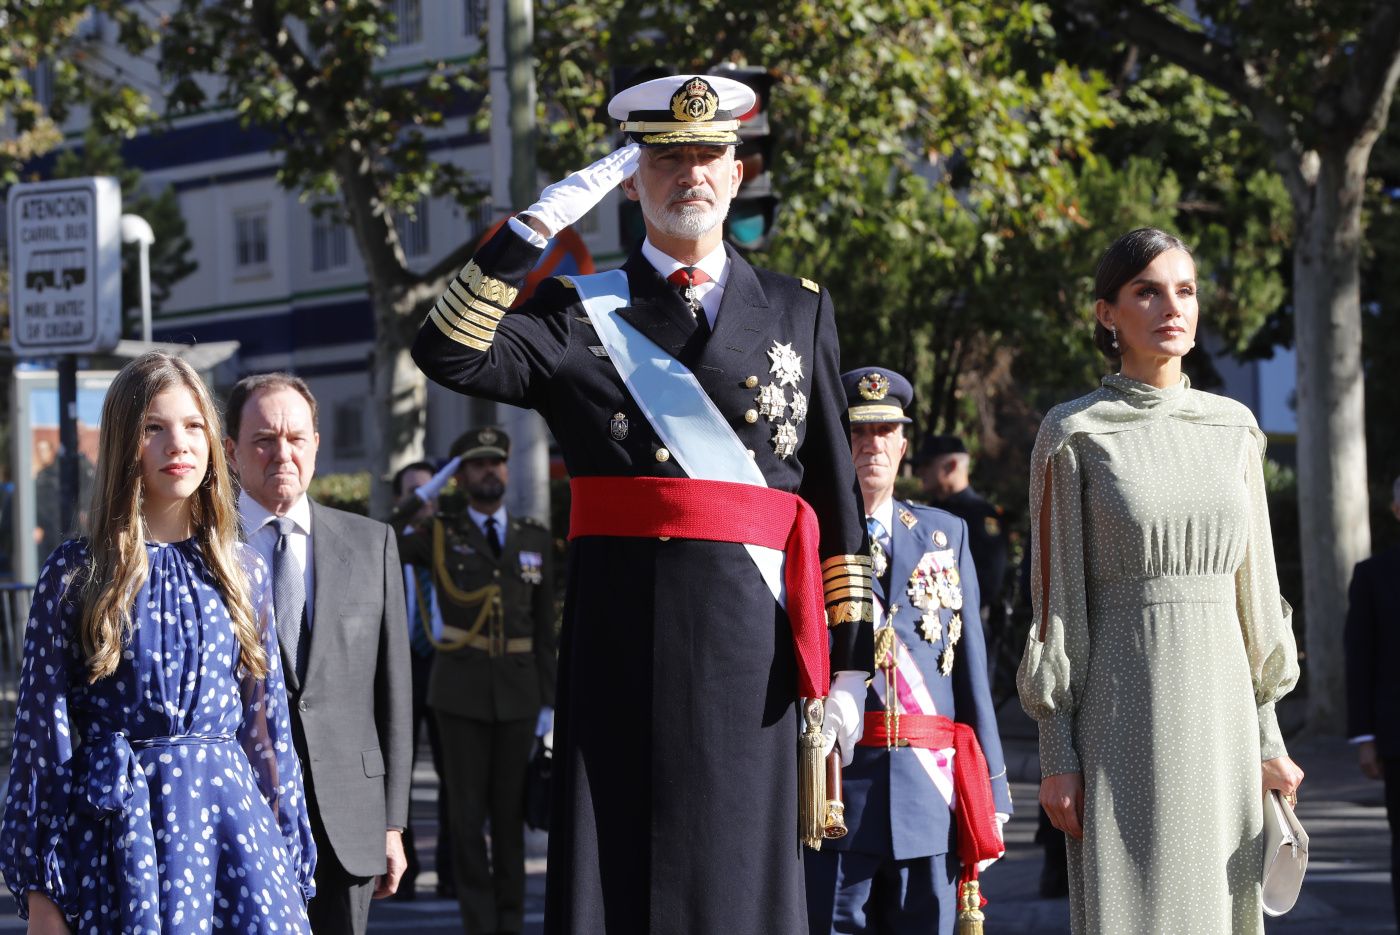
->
1092, 228, 1193, 360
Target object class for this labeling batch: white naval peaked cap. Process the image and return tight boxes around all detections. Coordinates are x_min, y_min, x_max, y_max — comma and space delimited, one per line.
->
608, 74, 757, 147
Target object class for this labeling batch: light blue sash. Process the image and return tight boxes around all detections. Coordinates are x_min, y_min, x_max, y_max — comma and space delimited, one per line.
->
569, 270, 786, 606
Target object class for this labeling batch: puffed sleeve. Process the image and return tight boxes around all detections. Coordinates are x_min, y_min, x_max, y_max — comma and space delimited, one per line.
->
236, 551, 317, 902
0, 542, 85, 919
1235, 437, 1300, 761
1017, 428, 1091, 778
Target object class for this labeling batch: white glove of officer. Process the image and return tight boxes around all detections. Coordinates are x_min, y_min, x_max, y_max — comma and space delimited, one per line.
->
820, 670, 868, 768
537, 706, 554, 751
414, 456, 462, 503
518, 143, 641, 239
976, 813, 1011, 872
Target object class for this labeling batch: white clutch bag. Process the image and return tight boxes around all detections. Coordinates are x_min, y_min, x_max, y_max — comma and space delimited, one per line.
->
1261, 789, 1309, 916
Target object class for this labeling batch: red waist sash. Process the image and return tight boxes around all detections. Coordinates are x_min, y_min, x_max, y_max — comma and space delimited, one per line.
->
568, 476, 828, 699
859, 712, 1004, 877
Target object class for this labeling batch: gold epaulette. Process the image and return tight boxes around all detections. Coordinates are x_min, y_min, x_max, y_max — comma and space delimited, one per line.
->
427, 260, 522, 352
821, 554, 874, 627
800, 278, 820, 293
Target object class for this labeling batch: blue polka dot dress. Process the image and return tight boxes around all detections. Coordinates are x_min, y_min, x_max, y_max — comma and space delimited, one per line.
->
0, 538, 317, 934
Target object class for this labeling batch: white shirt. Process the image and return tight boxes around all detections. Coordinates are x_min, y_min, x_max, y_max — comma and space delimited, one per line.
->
239, 490, 315, 625
466, 504, 509, 547
639, 237, 730, 329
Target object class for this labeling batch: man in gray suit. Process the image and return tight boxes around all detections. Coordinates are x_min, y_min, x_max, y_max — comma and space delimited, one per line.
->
225, 372, 414, 934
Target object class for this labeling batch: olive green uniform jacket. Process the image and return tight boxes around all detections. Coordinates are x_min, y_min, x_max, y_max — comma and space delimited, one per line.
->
393, 500, 557, 721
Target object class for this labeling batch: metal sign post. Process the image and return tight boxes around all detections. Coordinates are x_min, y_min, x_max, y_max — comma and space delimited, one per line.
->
8, 177, 123, 547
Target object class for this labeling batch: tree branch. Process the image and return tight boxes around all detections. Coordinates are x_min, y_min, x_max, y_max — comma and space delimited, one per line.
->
1333, 1, 1400, 149
1067, 0, 1309, 202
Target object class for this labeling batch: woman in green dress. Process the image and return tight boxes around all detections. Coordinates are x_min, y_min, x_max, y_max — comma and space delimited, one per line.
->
1018, 228, 1305, 934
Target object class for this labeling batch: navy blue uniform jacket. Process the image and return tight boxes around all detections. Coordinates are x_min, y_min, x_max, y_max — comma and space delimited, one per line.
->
412, 224, 870, 935
1345, 543, 1400, 757
835, 500, 1013, 860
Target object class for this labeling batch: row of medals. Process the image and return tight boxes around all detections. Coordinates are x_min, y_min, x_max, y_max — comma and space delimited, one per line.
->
873, 548, 964, 677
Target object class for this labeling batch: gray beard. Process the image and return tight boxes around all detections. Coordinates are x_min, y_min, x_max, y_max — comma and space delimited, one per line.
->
638, 181, 732, 241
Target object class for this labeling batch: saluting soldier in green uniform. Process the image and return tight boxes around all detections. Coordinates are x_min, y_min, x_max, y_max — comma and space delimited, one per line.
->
391, 426, 557, 935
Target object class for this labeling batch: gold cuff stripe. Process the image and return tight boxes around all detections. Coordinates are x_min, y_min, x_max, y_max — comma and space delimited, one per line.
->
848, 404, 906, 420
429, 307, 492, 351
621, 119, 742, 133
640, 130, 740, 145
457, 260, 520, 307
444, 281, 506, 321
448, 278, 508, 319
435, 296, 503, 337
823, 564, 873, 581
433, 301, 497, 343
824, 585, 874, 602
822, 554, 873, 571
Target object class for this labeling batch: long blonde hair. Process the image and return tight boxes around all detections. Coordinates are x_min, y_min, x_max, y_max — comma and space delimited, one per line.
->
79, 351, 267, 682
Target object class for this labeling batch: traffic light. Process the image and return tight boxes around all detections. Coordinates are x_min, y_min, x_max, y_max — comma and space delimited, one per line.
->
710, 64, 779, 252
612, 66, 675, 254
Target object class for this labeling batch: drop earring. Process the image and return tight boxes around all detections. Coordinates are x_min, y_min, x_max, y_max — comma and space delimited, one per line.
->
1110, 325, 1118, 350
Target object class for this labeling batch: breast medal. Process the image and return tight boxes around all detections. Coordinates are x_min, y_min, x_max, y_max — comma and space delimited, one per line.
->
767, 341, 804, 387
611, 412, 629, 440
519, 551, 544, 585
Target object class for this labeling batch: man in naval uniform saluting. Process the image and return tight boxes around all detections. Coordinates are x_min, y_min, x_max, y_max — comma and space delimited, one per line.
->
411, 74, 875, 935
805, 368, 1012, 935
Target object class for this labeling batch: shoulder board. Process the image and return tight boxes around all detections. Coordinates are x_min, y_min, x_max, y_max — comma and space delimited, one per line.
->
800, 278, 820, 293
555, 275, 577, 289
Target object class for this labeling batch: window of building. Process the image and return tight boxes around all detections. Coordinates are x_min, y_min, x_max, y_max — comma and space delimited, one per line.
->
576, 206, 600, 235
333, 400, 366, 458
312, 213, 349, 272
234, 209, 269, 271
468, 198, 493, 243
385, 0, 422, 48
464, 0, 485, 36
396, 201, 430, 257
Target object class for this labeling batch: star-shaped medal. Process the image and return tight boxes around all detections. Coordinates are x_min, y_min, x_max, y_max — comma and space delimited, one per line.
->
772, 421, 799, 458
767, 341, 805, 387
918, 611, 942, 644
790, 389, 809, 424
755, 383, 788, 420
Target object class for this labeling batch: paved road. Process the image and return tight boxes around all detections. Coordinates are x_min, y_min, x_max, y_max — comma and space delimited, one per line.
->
0, 710, 1389, 933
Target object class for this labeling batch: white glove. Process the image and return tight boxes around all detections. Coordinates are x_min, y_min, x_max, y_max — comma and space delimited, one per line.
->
414, 456, 462, 502
519, 143, 641, 238
976, 812, 1011, 872
535, 706, 554, 738
819, 670, 868, 767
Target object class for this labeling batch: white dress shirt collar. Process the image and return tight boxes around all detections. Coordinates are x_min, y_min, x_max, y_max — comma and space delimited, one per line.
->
640, 237, 730, 328
868, 496, 895, 537
239, 489, 313, 538
466, 504, 508, 540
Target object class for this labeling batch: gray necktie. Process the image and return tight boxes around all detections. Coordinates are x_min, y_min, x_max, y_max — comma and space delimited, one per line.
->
272, 515, 308, 687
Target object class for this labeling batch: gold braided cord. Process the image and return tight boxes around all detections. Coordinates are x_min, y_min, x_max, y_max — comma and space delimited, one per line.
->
426, 519, 503, 650
458, 260, 520, 307
429, 307, 492, 351
640, 129, 739, 145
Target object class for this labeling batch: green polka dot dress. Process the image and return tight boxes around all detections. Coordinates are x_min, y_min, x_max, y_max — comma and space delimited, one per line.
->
1018, 374, 1299, 934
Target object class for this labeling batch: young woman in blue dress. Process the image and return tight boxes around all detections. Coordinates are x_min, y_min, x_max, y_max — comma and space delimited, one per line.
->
2, 351, 316, 934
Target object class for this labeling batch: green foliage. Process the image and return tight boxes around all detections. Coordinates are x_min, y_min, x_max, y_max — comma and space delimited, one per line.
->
308, 471, 371, 515
51, 130, 197, 329
0, 3, 157, 185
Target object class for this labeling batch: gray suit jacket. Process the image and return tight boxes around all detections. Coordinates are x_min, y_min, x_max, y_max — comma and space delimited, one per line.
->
285, 501, 412, 877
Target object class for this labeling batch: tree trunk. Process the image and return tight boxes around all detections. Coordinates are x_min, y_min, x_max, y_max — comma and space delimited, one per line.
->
1291, 146, 1373, 735
367, 295, 428, 519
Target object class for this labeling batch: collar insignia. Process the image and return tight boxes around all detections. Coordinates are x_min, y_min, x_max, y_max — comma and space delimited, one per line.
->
899, 508, 917, 529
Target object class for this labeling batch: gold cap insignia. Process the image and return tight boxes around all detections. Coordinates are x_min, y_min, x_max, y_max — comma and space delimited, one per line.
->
479, 428, 498, 445
858, 372, 890, 401
672, 77, 721, 123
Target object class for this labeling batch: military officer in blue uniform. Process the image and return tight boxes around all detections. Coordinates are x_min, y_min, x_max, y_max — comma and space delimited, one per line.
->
411, 74, 873, 935
805, 368, 1013, 935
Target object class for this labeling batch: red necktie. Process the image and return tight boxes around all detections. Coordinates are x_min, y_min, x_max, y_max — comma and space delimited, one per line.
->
667, 267, 712, 335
